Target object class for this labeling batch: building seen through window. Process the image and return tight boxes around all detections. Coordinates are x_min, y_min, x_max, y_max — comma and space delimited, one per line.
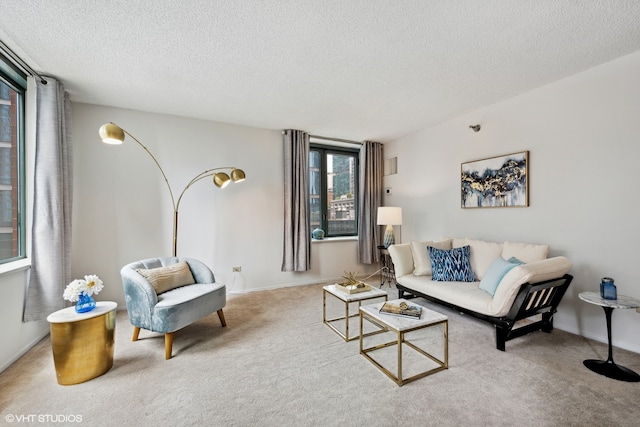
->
0, 71, 25, 263
310, 142, 359, 237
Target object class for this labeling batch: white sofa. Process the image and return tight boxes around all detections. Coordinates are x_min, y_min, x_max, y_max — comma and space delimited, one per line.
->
388, 238, 573, 351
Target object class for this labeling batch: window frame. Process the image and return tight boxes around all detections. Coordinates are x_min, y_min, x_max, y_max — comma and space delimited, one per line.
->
309, 141, 360, 238
0, 57, 27, 265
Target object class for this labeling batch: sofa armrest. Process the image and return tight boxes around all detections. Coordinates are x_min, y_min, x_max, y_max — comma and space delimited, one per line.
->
388, 243, 414, 278
490, 256, 573, 317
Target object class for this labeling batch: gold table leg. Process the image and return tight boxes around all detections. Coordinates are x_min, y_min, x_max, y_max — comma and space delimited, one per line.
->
323, 288, 387, 341
359, 310, 448, 386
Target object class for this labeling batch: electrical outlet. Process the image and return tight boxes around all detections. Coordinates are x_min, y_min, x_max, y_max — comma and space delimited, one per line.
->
232, 266, 241, 272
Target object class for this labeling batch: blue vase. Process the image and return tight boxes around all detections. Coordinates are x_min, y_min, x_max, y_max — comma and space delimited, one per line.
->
600, 277, 617, 300
75, 292, 96, 313
312, 228, 325, 239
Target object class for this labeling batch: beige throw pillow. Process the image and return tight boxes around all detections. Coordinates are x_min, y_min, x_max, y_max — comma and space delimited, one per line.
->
411, 239, 452, 276
501, 241, 549, 263
137, 261, 195, 294
465, 238, 504, 280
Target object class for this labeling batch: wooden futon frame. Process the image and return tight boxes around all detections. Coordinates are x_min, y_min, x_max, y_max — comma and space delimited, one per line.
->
397, 274, 574, 351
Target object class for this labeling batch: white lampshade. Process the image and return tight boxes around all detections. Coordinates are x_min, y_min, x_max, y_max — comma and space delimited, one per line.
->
377, 207, 402, 225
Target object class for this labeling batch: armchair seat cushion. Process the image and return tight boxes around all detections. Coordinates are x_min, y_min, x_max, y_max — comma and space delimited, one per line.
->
153, 283, 226, 332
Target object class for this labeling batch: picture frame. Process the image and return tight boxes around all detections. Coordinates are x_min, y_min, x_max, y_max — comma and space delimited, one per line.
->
461, 151, 529, 208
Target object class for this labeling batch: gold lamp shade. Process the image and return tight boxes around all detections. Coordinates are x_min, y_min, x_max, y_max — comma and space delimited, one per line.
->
213, 172, 231, 188
99, 123, 126, 145
231, 168, 246, 183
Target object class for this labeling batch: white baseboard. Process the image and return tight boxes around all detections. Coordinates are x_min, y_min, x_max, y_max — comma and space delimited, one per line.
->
0, 330, 50, 374
555, 321, 640, 354
227, 277, 346, 295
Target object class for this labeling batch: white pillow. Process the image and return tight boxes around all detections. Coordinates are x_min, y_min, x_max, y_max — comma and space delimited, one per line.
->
465, 238, 504, 280
502, 241, 549, 263
450, 237, 467, 248
136, 261, 195, 294
410, 239, 452, 276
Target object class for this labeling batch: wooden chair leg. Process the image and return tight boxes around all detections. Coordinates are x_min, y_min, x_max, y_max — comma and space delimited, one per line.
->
217, 309, 227, 327
165, 332, 174, 360
132, 326, 141, 341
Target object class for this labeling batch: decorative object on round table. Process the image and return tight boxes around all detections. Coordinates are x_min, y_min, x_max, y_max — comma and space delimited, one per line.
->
600, 277, 617, 300
75, 292, 96, 313
63, 274, 104, 313
312, 228, 325, 239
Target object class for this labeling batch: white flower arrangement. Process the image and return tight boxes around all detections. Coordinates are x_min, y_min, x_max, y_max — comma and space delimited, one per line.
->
63, 274, 104, 302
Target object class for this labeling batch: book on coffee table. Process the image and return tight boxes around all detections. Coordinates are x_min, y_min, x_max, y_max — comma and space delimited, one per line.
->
379, 301, 422, 319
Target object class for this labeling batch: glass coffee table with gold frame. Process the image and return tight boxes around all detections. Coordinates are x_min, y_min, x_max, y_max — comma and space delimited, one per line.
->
359, 299, 448, 386
323, 284, 387, 341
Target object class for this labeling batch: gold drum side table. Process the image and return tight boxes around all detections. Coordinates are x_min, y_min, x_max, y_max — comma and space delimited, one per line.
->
46, 301, 117, 385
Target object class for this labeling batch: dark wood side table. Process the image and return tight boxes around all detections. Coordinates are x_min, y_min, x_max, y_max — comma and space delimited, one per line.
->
378, 245, 396, 288
578, 291, 640, 382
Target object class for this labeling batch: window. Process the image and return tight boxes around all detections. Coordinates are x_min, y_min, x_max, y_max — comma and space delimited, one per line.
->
309, 142, 359, 237
0, 58, 26, 264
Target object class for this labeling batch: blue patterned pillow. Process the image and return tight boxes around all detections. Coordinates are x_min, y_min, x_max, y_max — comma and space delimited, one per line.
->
427, 245, 476, 282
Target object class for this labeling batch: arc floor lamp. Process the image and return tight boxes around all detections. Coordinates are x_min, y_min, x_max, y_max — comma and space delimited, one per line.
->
99, 122, 246, 257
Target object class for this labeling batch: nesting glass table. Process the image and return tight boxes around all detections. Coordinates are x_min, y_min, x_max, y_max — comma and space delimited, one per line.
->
359, 299, 448, 386
323, 284, 387, 341
579, 291, 640, 382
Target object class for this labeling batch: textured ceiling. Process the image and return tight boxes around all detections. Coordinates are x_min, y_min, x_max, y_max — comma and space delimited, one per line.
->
2, 1, 640, 142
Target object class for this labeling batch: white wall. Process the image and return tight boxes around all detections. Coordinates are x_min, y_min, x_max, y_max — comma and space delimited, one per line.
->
70, 104, 377, 307
0, 267, 49, 372
384, 50, 640, 352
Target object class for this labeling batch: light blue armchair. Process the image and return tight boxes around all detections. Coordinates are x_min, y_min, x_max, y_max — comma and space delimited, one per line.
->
120, 257, 226, 359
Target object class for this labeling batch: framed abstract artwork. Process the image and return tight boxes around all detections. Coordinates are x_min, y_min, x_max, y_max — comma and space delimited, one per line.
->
461, 151, 529, 208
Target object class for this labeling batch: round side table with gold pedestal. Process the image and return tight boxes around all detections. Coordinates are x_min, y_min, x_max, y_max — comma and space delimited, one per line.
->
46, 301, 117, 385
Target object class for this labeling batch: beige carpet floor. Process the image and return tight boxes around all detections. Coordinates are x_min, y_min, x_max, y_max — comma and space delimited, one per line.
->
1, 283, 640, 427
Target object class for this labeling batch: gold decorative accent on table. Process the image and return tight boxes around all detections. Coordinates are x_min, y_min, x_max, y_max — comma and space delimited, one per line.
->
47, 301, 117, 385
335, 271, 372, 294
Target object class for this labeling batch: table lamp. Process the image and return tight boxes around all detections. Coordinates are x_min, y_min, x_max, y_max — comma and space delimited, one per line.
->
377, 207, 402, 248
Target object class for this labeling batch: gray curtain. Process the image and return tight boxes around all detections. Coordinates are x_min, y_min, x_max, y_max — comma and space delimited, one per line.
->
23, 77, 72, 321
281, 129, 311, 272
357, 141, 384, 264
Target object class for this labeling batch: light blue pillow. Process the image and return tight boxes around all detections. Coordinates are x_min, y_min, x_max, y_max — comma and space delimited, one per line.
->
427, 245, 476, 282
479, 257, 523, 296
